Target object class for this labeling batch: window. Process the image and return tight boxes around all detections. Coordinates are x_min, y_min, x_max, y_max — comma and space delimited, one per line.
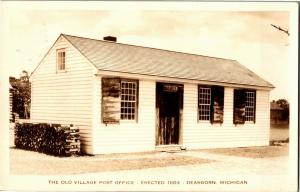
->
233, 89, 256, 124
101, 77, 138, 124
198, 87, 211, 121
245, 91, 255, 121
121, 80, 137, 120
198, 85, 224, 123
57, 49, 65, 71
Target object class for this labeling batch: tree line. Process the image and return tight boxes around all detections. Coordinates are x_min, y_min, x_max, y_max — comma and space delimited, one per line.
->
10, 70, 31, 119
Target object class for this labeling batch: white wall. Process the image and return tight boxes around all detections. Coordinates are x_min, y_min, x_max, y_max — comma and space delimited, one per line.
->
182, 84, 270, 149
93, 77, 156, 154
31, 36, 96, 154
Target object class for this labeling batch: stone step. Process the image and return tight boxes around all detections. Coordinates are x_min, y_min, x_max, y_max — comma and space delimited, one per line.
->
155, 145, 185, 152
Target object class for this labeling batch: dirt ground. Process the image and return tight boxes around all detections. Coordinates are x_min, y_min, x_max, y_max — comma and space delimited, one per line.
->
10, 144, 288, 175
9, 148, 212, 175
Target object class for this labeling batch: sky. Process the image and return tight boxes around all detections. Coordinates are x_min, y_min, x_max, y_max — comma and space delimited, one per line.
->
1, 2, 296, 101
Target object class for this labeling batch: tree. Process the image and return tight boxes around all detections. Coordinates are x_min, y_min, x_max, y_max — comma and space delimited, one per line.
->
276, 99, 289, 121
9, 70, 31, 119
275, 99, 289, 109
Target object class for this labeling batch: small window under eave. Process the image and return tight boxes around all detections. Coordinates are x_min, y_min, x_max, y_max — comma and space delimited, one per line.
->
56, 49, 66, 71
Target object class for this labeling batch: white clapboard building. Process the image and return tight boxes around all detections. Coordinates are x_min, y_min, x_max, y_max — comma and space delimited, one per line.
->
30, 34, 274, 154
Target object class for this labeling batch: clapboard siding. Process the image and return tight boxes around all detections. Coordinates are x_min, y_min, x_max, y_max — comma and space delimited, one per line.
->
31, 36, 96, 154
182, 84, 270, 149
93, 78, 156, 154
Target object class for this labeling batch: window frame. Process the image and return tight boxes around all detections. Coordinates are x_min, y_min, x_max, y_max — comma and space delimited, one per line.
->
245, 90, 256, 122
120, 79, 138, 122
198, 86, 212, 122
56, 48, 66, 72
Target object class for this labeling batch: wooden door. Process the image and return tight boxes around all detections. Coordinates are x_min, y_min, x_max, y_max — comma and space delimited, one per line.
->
156, 83, 182, 145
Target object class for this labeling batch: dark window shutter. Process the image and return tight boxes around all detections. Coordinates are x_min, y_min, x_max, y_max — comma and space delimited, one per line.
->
102, 77, 121, 124
211, 86, 224, 123
233, 89, 246, 124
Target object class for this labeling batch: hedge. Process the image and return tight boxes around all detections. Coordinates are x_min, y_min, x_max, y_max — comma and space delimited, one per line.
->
14, 123, 80, 156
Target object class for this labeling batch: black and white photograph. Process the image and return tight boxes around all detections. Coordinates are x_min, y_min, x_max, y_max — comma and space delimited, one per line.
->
0, 1, 298, 191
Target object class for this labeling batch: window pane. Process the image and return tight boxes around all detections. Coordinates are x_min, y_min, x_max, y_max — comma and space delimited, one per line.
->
198, 87, 211, 121
245, 91, 255, 122
120, 80, 137, 120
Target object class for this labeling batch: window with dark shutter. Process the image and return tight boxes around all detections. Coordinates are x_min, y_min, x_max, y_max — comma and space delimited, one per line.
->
198, 85, 224, 123
102, 77, 121, 124
102, 77, 139, 124
233, 89, 256, 124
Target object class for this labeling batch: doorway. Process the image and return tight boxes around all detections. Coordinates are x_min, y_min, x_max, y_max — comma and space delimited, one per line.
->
156, 82, 183, 145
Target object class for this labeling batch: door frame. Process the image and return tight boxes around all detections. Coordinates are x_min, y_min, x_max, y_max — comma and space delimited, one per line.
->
155, 82, 183, 146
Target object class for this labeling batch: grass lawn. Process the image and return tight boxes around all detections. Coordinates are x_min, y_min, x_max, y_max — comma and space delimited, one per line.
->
270, 124, 289, 141
10, 148, 212, 175
200, 145, 288, 159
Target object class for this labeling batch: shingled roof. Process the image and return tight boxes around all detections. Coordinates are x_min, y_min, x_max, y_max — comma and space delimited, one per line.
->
62, 34, 274, 88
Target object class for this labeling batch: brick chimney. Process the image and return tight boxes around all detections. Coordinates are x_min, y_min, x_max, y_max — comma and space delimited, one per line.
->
103, 36, 117, 42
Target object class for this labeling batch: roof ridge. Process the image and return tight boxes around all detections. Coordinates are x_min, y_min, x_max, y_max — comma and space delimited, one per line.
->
61, 33, 237, 62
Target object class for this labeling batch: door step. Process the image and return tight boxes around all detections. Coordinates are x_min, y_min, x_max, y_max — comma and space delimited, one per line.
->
155, 145, 185, 152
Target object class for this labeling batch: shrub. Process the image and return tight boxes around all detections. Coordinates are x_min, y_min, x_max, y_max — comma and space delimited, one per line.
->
15, 123, 80, 156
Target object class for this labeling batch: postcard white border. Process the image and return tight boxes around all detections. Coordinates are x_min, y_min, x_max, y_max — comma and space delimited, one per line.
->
0, 1, 298, 191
